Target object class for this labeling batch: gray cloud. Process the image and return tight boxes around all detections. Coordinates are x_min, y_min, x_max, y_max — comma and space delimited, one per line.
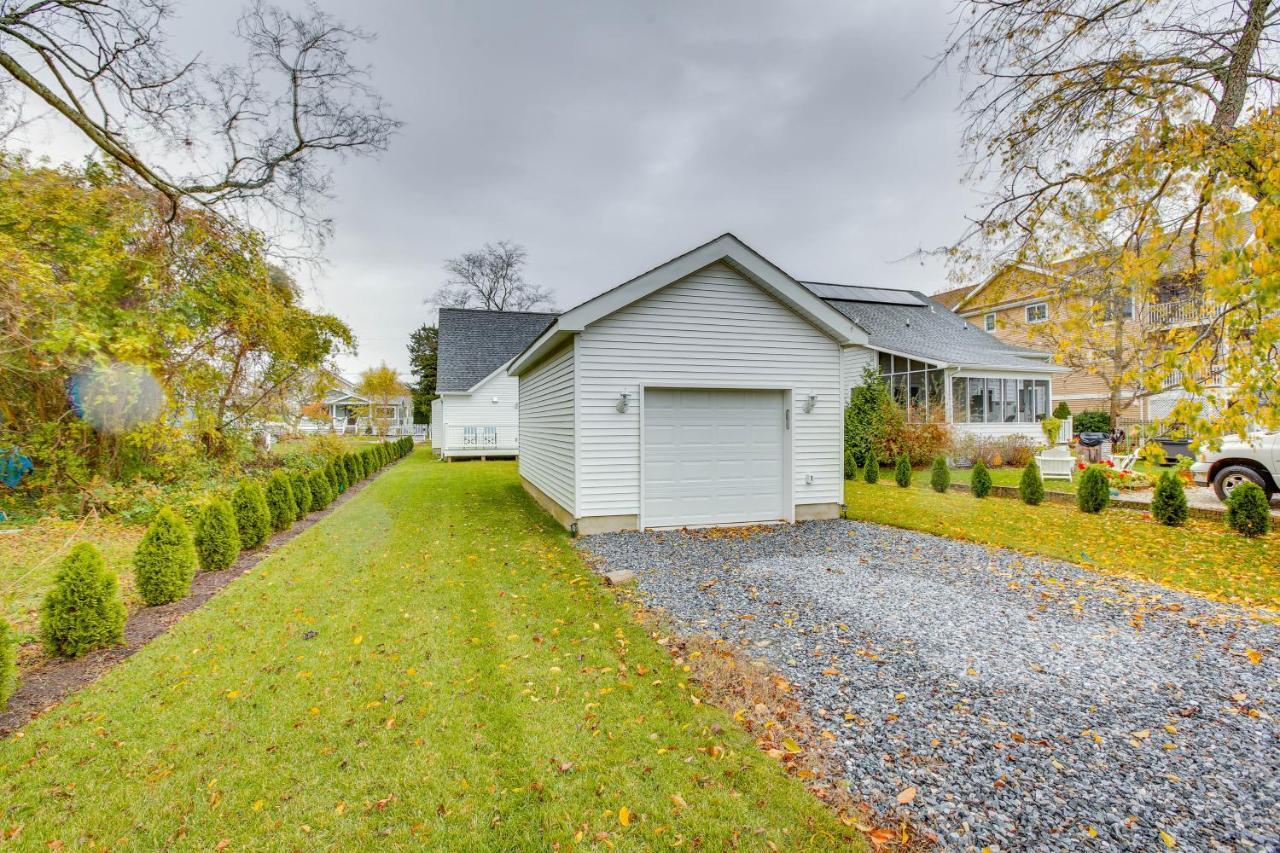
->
15, 0, 976, 378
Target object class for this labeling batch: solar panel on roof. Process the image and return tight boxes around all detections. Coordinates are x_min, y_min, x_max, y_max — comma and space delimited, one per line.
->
801, 282, 926, 306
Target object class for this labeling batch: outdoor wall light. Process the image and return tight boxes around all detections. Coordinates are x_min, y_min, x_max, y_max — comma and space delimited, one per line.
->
491, 396, 499, 404
803, 394, 817, 414
616, 392, 630, 414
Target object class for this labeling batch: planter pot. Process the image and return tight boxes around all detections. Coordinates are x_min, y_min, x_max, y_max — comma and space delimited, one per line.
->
1156, 438, 1193, 465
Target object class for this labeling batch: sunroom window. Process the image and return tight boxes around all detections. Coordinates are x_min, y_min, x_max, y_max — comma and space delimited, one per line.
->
878, 353, 945, 423
950, 377, 1049, 424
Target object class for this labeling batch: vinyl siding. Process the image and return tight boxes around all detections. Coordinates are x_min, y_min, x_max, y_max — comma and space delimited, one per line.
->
438, 367, 520, 451
575, 262, 842, 519
840, 345, 876, 404
430, 398, 443, 451
518, 343, 576, 513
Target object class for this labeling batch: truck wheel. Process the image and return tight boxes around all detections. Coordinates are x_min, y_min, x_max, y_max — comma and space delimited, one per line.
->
1213, 465, 1268, 502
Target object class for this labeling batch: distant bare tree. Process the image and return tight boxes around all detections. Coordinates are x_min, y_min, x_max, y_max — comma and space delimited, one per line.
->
432, 241, 554, 311
0, 0, 399, 231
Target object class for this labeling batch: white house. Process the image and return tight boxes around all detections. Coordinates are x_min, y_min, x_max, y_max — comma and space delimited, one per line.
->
431, 308, 558, 458
508, 234, 1064, 534
301, 375, 414, 436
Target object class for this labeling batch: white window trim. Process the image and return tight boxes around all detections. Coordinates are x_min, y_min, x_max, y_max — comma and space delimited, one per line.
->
1025, 302, 1048, 324
984, 312, 997, 331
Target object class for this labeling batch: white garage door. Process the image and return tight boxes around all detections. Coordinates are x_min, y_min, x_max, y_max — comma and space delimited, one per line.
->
643, 388, 786, 528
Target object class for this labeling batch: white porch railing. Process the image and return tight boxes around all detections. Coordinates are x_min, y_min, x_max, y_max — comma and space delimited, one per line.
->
441, 424, 518, 455
1141, 298, 1210, 327
1057, 415, 1073, 445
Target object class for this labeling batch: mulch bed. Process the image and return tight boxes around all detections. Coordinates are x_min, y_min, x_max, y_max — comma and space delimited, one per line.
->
0, 466, 391, 736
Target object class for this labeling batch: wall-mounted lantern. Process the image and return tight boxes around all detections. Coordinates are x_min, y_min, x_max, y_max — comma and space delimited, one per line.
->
802, 394, 817, 414
616, 392, 630, 414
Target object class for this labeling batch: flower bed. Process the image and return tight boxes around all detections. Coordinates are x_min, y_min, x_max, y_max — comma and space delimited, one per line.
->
1077, 460, 1152, 490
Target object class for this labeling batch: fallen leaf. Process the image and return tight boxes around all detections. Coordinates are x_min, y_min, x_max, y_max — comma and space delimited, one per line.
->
896, 786, 917, 804
618, 806, 631, 827
1245, 648, 1263, 665
1160, 829, 1177, 848
781, 738, 802, 754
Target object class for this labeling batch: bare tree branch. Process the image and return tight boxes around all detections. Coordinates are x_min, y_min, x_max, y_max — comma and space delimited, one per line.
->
431, 241, 556, 312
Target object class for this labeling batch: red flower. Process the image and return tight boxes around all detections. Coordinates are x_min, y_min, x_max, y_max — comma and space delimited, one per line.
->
1077, 462, 1086, 470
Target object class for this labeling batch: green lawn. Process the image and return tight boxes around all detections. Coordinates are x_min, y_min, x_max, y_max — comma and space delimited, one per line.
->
844, 479, 1279, 611
1, 451, 862, 849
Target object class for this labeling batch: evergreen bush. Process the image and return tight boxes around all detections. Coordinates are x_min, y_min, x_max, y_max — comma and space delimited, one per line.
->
193, 498, 241, 573
134, 508, 197, 605
289, 470, 313, 516
343, 453, 359, 485
264, 470, 296, 532
1019, 458, 1044, 505
894, 453, 912, 488
1052, 400, 1073, 420
1151, 471, 1188, 526
327, 462, 344, 494
930, 456, 950, 493
41, 543, 126, 658
1075, 410, 1111, 433
0, 619, 16, 711
844, 368, 890, 471
844, 446, 858, 480
971, 460, 992, 498
1076, 465, 1111, 513
1226, 481, 1272, 536
862, 451, 879, 484
232, 480, 271, 548
309, 470, 332, 509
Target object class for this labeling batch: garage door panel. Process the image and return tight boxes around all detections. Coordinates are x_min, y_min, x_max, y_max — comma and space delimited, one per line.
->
643, 388, 786, 527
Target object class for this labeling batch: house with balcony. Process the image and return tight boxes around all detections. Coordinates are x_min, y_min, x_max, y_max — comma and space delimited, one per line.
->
934, 225, 1239, 421
431, 307, 558, 459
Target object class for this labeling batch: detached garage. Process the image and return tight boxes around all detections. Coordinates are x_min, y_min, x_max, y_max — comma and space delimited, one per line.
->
508, 233, 868, 534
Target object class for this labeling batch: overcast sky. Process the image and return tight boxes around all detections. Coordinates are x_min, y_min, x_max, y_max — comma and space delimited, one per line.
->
17, 0, 981, 378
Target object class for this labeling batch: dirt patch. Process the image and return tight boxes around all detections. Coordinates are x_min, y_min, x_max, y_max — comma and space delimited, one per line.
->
0, 465, 392, 735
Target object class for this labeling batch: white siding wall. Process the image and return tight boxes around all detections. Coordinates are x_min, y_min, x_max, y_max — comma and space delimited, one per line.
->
438, 368, 520, 452
841, 345, 876, 404
575, 262, 842, 519
518, 343, 576, 513
430, 398, 443, 451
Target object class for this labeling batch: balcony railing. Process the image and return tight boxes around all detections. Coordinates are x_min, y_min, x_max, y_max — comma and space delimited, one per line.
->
1140, 298, 1211, 327
441, 424, 518, 454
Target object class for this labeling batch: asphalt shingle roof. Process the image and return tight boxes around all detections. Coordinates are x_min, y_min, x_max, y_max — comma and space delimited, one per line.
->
436, 308, 558, 392
800, 283, 1053, 370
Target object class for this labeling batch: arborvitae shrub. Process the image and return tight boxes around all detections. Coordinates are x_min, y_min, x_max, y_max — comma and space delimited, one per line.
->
1151, 471, 1188, 526
327, 462, 344, 494
894, 453, 912, 488
310, 470, 333, 509
1077, 465, 1111, 513
1052, 400, 1073, 420
264, 470, 296, 532
0, 619, 16, 711
133, 508, 197, 606
844, 446, 858, 480
863, 451, 879, 484
1019, 459, 1044, 506
930, 456, 950, 493
289, 470, 313, 516
343, 453, 359, 484
971, 460, 992, 498
1226, 481, 1272, 536
193, 498, 241, 573
232, 480, 271, 548
41, 543, 126, 658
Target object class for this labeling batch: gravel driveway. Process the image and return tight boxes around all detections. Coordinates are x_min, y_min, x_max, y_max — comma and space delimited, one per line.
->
577, 521, 1279, 851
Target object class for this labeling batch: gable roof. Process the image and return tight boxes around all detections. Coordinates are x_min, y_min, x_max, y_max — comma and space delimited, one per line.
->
437, 308, 558, 392
509, 233, 869, 375
802, 283, 1064, 371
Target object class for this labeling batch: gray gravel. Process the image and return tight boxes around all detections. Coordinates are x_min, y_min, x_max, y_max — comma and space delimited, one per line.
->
577, 521, 1280, 851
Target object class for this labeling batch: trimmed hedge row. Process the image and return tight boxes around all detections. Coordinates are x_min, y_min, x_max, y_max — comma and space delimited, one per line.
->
25, 439, 416, 674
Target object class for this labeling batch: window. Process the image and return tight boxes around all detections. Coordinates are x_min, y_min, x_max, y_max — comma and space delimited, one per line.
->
1025, 302, 1048, 323
878, 356, 945, 423
984, 313, 996, 332
1101, 296, 1134, 322
950, 377, 1050, 424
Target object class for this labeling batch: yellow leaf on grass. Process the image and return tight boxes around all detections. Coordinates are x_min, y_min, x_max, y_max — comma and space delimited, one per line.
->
352, 635, 363, 645
252, 799, 264, 812
618, 806, 631, 827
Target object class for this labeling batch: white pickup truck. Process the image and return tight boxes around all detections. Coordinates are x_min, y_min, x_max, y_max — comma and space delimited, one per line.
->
1190, 432, 1279, 501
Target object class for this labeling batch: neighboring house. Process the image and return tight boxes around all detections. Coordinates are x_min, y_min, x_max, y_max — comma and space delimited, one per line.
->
937, 215, 1249, 419
432, 308, 558, 459
509, 234, 1061, 534
302, 375, 414, 436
